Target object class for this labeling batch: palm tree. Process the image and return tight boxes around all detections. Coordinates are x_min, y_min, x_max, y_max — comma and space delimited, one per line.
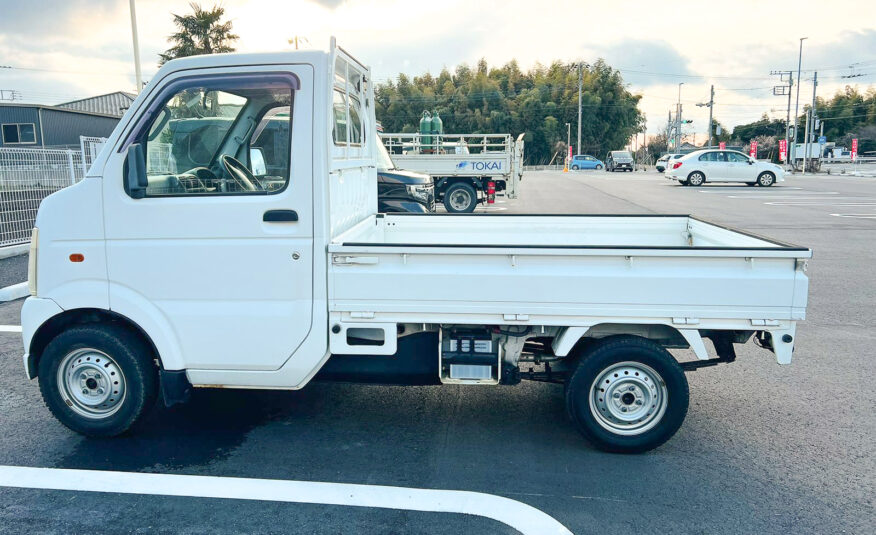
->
159, 3, 238, 65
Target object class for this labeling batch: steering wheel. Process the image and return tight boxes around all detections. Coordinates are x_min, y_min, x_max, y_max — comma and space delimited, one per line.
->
221, 155, 262, 192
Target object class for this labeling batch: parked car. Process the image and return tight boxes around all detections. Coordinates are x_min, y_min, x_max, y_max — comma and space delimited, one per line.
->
605, 150, 635, 172
21, 41, 810, 454
570, 154, 604, 170
655, 153, 683, 173
375, 134, 435, 213
665, 149, 784, 187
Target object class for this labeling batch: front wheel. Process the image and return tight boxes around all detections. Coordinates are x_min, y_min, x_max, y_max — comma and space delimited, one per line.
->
565, 336, 689, 453
571, 165, 579, 170
38, 324, 158, 437
757, 172, 775, 187
595, 164, 603, 170
443, 182, 478, 213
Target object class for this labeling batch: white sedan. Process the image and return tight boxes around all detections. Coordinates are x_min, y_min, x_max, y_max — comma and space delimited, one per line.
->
664, 149, 784, 186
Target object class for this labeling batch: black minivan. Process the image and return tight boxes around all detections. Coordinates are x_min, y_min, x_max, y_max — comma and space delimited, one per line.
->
375, 134, 435, 213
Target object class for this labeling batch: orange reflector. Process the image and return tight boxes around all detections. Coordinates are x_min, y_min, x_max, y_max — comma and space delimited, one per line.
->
69, 254, 84, 263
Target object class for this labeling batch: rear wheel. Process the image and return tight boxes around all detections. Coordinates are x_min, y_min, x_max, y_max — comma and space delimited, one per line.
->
443, 182, 478, 213
38, 325, 158, 437
757, 172, 775, 187
565, 336, 689, 453
687, 171, 705, 186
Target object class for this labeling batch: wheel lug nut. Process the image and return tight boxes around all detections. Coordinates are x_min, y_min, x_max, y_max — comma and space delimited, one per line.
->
82, 389, 89, 394
613, 393, 620, 398
620, 407, 628, 412
636, 400, 643, 405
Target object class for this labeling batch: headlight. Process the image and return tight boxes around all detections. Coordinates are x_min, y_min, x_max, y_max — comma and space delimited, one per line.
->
28, 227, 38, 296
406, 184, 432, 202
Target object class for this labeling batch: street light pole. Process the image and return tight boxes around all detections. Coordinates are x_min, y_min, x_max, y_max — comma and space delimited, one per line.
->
129, 0, 143, 92
792, 37, 807, 171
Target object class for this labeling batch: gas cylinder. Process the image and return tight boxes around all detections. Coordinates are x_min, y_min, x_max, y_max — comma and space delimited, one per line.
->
431, 110, 443, 152
419, 111, 432, 152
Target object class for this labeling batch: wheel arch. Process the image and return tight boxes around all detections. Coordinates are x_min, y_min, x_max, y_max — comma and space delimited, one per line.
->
552, 323, 707, 360
27, 308, 161, 380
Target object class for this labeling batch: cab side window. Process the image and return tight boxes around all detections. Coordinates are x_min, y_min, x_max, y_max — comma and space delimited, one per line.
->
136, 74, 294, 197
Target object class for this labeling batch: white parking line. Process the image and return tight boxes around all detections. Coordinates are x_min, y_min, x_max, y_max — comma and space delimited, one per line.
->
0, 325, 22, 333
0, 466, 572, 535
830, 213, 876, 219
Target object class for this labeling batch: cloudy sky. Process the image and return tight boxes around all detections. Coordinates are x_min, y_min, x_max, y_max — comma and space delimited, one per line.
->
1, 0, 875, 138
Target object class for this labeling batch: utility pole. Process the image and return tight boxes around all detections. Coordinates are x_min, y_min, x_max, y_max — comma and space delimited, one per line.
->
804, 71, 818, 173
792, 37, 808, 171
697, 85, 714, 147
129, 0, 143, 92
577, 63, 582, 155
676, 83, 684, 150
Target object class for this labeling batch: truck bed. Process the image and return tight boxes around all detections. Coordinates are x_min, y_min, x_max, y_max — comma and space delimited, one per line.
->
328, 214, 811, 325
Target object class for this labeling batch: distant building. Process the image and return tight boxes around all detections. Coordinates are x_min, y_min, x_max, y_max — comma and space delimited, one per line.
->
0, 93, 131, 149
56, 91, 135, 118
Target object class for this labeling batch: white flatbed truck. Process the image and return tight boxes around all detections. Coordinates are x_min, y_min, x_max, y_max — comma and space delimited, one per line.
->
380, 132, 525, 212
21, 40, 811, 453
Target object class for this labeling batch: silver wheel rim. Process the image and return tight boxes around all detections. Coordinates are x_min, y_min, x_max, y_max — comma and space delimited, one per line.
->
690, 173, 704, 186
589, 361, 668, 436
57, 348, 127, 419
448, 188, 472, 211
759, 174, 773, 186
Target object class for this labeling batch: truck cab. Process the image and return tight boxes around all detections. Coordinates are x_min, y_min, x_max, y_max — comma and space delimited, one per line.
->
21, 40, 810, 454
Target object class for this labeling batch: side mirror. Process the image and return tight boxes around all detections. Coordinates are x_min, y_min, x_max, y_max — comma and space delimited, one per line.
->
125, 143, 148, 199
748, 159, 755, 165
250, 147, 267, 176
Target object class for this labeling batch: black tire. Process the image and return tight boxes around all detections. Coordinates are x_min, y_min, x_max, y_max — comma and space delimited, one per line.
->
38, 324, 158, 437
443, 182, 478, 213
595, 164, 603, 170
757, 172, 775, 187
571, 165, 579, 170
565, 335, 689, 453
687, 171, 705, 186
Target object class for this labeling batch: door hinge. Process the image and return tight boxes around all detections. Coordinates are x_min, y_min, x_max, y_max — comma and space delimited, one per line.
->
503, 313, 530, 321
672, 317, 700, 325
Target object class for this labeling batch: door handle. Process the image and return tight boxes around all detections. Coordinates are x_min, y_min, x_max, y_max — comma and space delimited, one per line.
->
263, 210, 298, 222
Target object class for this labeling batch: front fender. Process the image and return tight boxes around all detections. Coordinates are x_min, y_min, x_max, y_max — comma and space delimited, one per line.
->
21, 297, 64, 378
108, 282, 186, 371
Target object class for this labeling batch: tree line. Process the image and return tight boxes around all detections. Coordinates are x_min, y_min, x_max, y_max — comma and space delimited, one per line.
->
374, 60, 644, 165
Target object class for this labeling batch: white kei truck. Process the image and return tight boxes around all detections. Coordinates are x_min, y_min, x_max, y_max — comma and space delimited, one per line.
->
21, 40, 811, 453
379, 132, 525, 213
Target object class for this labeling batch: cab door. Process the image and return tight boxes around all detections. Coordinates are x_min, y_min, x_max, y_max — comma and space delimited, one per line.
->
101, 65, 315, 371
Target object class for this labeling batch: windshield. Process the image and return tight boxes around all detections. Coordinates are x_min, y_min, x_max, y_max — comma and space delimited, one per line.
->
375, 134, 395, 170
612, 151, 632, 158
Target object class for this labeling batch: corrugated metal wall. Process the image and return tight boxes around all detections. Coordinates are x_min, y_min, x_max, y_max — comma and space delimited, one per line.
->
40, 109, 119, 147
0, 107, 42, 147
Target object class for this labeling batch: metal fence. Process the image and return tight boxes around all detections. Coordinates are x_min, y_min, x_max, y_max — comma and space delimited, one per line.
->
0, 142, 97, 247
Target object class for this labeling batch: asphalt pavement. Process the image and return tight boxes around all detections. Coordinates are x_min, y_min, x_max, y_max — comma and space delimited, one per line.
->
0, 169, 873, 534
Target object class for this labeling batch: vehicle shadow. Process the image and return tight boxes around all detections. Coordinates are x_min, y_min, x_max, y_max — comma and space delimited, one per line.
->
55, 389, 307, 472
